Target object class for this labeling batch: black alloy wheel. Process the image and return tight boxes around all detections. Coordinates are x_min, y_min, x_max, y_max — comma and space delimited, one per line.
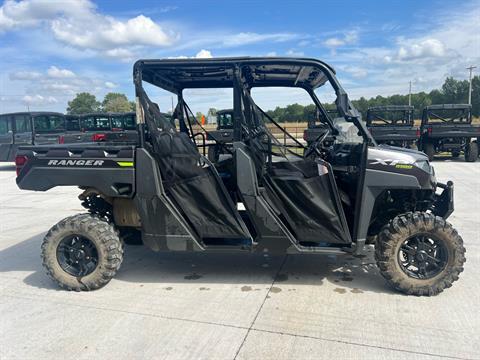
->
397, 233, 448, 280
57, 235, 99, 277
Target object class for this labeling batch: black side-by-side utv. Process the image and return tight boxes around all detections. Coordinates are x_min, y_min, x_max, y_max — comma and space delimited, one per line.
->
419, 104, 479, 162
16, 57, 465, 295
206, 109, 234, 162
366, 105, 419, 148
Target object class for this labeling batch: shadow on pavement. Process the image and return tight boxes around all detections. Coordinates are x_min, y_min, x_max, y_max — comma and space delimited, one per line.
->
0, 165, 15, 171
0, 233, 394, 295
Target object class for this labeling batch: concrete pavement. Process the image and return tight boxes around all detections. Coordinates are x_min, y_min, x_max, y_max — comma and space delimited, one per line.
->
0, 158, 479, 359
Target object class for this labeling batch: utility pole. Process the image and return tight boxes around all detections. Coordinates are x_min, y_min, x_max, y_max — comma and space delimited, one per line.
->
408, 81, 412, 106
466, 65, 476, 105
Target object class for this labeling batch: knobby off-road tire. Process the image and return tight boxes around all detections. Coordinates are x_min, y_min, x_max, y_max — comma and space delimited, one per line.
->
207, 144, 220, 163
464, 141, 478, 162
41, 214, 123, 291
423, 143, 435, 161
375, 212, 465, 296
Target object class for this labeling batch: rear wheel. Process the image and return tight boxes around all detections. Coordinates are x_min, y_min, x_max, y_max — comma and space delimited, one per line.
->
465, 142, 478, 162
41, 214, 123, 291
423, 143, 435, 161
375, 212, 465, 296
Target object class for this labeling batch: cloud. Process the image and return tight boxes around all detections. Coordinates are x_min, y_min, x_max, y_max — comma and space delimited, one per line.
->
195, 49, 212, 58
0, 0, 93, 32
51, 14, 176, 50
22, 94, 58, 105
340, 66, 368, 79
222, 32, 298, 47
324, 30, 358, 51
9, 66, 118, 101
395, 38, 447, 61
0, 0, 177, 60
9, 70, 42, 80
47, 66, 75, 78
286, 49, 304, 57
104, 81, 117, 89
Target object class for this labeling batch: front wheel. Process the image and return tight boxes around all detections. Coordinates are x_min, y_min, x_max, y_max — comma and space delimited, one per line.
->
422, 143, 435, 161
375, 212, 465, 296
41, 214, 124, 291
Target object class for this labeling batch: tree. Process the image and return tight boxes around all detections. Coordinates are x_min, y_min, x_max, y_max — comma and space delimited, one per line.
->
67, 93, 100, 114
102, 93, 133, 113
129, 101, 136, 112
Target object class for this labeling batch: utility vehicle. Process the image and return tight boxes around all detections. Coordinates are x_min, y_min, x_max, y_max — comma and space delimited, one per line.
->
207, 109, 234, 162
62, 112, 138, 144
0, 112, 65, 162
419, 104, 479, 162
366, 105, 419, 148
16, 57, 465, 295
303, 109, 336, 148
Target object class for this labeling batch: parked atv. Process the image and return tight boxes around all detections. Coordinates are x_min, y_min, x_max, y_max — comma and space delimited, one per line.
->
419, 104, 479, 162
16, 57, 465, 295
366, 105, 419, 148
206, 109, 234, 162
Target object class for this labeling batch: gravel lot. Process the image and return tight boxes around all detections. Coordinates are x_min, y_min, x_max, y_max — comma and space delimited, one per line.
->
0, 158, 479, 359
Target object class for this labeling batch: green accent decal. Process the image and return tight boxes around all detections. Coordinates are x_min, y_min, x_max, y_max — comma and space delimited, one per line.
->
116, 161, 134, 167
395, 164, 413, 169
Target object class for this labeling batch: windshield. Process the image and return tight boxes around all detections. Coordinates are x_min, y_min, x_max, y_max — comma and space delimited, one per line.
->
81, 116, 111, 131
33, 115, 65, 133
217, 112, 233, 128
111, 114, 136, 130
333, 118, 364, 144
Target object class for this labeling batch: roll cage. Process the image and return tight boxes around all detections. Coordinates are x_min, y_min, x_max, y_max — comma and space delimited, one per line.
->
133, 57, 367, 143
422, 104, 472, 125
132, 57, 372, 251
366, 105, 414, 126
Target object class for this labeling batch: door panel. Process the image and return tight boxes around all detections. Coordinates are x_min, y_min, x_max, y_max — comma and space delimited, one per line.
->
0, 115, 14, 161
263, 159, 352, 245
13, 114, 33, 145
33, 115, 65, 144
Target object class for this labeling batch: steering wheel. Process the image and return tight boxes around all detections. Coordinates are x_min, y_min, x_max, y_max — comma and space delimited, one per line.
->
304, 129, 330, 158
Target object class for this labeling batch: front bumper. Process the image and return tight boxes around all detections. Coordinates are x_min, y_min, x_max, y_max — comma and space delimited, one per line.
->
432, 181, 454, 219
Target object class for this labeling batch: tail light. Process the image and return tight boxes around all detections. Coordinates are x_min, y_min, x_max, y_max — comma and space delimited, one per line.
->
15, 155, 28, 176
416, 129, 421, 138
427, 127, 433, 135
92, 133, 106, 142
58, 135, 65, 144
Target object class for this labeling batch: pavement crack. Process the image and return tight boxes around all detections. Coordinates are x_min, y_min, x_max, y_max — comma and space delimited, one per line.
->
233, 254, 289, 360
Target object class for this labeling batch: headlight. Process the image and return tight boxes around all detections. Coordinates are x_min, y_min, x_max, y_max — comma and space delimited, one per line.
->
414, 160, 433, 174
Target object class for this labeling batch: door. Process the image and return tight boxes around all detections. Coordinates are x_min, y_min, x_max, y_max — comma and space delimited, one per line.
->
13, 114, 33, 145
32, 114, 65, 144
0, 115, 14, 161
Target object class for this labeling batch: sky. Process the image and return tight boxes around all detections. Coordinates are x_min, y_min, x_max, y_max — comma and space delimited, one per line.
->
0, 0, 479, 114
